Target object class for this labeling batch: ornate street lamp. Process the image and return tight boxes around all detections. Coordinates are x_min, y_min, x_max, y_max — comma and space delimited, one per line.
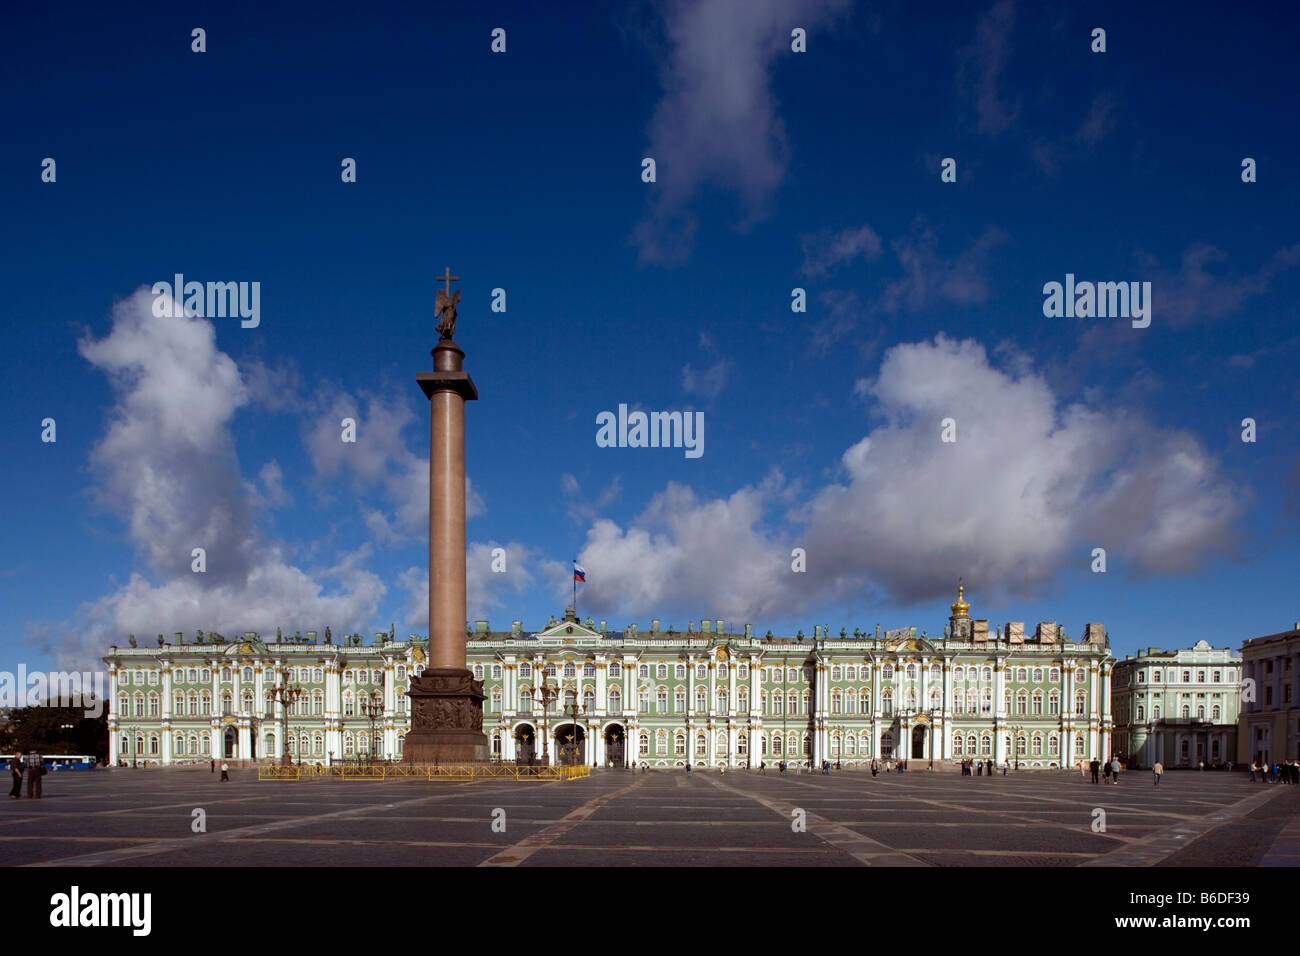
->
533, 681, 560, 766
268, 669, 303, 767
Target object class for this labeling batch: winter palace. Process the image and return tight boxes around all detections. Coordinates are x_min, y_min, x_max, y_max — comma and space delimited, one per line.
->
103, 586, 1117, 769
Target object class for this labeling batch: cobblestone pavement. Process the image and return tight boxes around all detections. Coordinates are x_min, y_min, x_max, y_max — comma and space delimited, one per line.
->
3, 767, 1295, 867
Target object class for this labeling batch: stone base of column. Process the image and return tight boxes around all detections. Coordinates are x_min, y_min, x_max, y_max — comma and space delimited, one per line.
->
404, 667, 489, 763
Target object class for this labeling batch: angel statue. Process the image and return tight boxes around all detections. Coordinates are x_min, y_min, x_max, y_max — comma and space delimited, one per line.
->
435, 286, 460, 339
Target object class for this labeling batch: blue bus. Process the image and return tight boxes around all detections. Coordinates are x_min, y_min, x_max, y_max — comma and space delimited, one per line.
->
43, 755, 98, 770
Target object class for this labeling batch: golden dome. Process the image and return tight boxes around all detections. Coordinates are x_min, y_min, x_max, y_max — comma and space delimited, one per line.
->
950, 580, 970, 619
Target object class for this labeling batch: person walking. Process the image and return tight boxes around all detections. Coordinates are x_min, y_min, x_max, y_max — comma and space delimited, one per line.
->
685, 763, 692, 778
871, 758, 879, 778
8, 754, 22, 799
1250, 761, 1257, 782
219, 762, 229, 782
1110, 757, 1121, 784
23, 750, 44, 799
758, 761, 765, 775
1090, 757, 1101, 784
1153, 761, 1164, 786
1002, 761, 1008, 776
210, 758, 215, 773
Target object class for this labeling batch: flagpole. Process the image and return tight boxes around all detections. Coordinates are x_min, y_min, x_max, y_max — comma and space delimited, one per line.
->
572, 559, 577, 613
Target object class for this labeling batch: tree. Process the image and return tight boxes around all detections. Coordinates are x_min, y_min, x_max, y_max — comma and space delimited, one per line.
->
2, 704, 108, 762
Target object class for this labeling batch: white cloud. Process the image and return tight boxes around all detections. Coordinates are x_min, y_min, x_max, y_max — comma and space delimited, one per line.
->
51, 287, 385, 672
574, 335, 1242, 618
958, 0, 1019, 136
800, 225, 882, 278
634, 0, 851, 263
682, 358, 733, 400
303, 391, 484, 542
398, 543, 566, 631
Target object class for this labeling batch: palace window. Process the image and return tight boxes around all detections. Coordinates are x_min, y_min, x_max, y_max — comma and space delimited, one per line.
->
1049, 668, 1060, 682
1049, 692, 1060, 715
242, 667, 253, 682
929, 689, 940, 708
1016, 691, 1027, 716
1212, 670, 1220, 683
1074, 735, 1084, 755
831, 690, 842, 714
882, 665, 894, 680
696, 732, 707, 756
675, 733, 686, 756
566, 663, 578, 679
344, 695, 354, 717
675, 688, 686, 712
656, 663, 667, 679
583, 663, 595, 678
738, 665, 748, 679
845, 689, 856, 714
906, 665, 917, 680
174, 692, 184, 713
490, 691, 501, 713
1049, 735, 1059, 756
718, 663, 728, 679
1137, 705, 1145, 721
639, 733, 649, 757
696, 688, 707, 711
737, 734, 748, 756
982, 666, 992, 682
1031, 692, 1043, 716
676, 664, 686, 679
1153, 705, 1161, 719
882, 690, 893, 717
242, 691, 253, 712
314, 669, 323, 682
1196, 705, 1205, 719
716, 689, 727, 712
201, 669, 211, 682
772, 693, 782, 716
1182, 671, 1191, 683
492, 664, 502, 679
773, 735, 783, 756
222, 668, 231, 683
1016, 667, 1027, 683
1212, 705, 1221, 720
790, 692, 801, 715
1016, 735, 1027, 756
1032, 668, 1043, 682
1181, 705, 1190, 718
201, 693, 211, 716
1076, 668, 1087, 683
608, 662, 620, 678
930, 664, 941, 681
845, 666, 856, 680
519, 690, 532, 713
1031, 735, 1043, 757
954, 735, 964, 755
656, 730, 666, 755
608, 689, 621, 712
832, 666, 842, 682
657, 688, 667, 713
584, 689, 595, 711
544, 664, 556, 678
981, 690, 992, 715
954, 690, 965, 714
737, 688, 748, 711
1075, 691, 1086, 715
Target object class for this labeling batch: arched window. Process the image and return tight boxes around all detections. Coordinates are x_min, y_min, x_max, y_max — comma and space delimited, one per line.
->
565, 663, 577, 679
1032, 668, 1043, 682
1212, 705, 1221, 720
930, 664, 941, 681
844, 689, 856, 714
608, 688, 621, 712
1048, 734, 1059, 756
519, 663, 531, 678
831, 666, 842, 681
953, 735, 964, 755
656, 663, 667, 679
675, 732, 686, 756
882, 689, 893, 717
697, 664, 707, 679
773, 734, 784, 756
242, 691, 254, 712
133, 694, 144, 717
1075, 691, 1086, 715
954, 689, 965, 714
637, 664, 647, 679
608, 662, 620, 678
737, 688, 748, 711
1031, 691, 1043, 715
716, 689, 728, 712
1181, 705, 1190, 718
1074, 734, 1084, 755
1015, 735, 1027, 756
882, 665, 894, 680
967, 733, 977, 755
1031, 735, 1043, 756
1137, 704, 1145, 721
655, 729, 666, 755
695, 687, 707, 711
906, 664, 917, 680
982, 666, 992, 681
1016, 667, 1027, 683
221, 667, 231, 682
173, 692, 184, 713
584, 689, 596, 711
928, 689, 941, 708
831, 690, 842, 714
519, 689, 532, 713
1049, 691, 1060, 715
675, 688, 686, 712
980, 735, 991, 756
344, 694, 354, 717
637, 732, 649, 757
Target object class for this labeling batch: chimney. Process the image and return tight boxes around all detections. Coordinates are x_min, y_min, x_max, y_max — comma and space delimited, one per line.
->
599, 620, 607, 634
702, 620, 713, 634
744, 624, 752, 639
475, 620, 490, 633
651, 619, 660, 633
510, 621, 522, 637
716, 620, 724, 633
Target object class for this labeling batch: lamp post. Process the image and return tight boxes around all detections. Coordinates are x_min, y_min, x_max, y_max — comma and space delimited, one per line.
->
1012, 723, 1023, 770
269, 669, 303, 767
562, 700, 590, 766
533, 681, 559, 766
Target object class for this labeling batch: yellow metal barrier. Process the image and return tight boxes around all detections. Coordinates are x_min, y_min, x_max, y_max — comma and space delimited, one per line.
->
258, 763, 593, 782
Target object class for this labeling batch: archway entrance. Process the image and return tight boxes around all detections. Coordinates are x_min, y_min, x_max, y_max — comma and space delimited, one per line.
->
223, 726, 237, 759
555, 724, 586, 766
604, 724, 625, 767
911, 724, 926, 759
514, 724, 536, 764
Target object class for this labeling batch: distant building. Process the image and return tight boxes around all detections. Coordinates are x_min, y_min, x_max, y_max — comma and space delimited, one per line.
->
1112, 641, 1241, 768
1238, 624, 1300, 767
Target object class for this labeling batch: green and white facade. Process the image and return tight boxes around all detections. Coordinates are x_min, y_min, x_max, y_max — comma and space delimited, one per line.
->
104, 587, 1114, 769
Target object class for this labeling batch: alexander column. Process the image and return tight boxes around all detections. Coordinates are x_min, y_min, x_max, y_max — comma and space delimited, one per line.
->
404, 268, 488, 763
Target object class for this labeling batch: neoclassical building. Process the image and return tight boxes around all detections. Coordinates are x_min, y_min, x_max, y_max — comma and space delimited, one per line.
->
1237, 623, 1300, 767
104, 587, 1112, 769
1111, 641, 1242, 768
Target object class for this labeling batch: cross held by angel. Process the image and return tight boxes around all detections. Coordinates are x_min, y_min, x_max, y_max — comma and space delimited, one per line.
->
435, 266, 460, 339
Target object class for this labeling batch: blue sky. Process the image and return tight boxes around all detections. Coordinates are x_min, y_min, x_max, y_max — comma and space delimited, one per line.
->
3, 0, 1298, 673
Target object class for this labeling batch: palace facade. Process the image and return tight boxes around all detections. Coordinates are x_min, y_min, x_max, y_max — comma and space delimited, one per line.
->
1111, 641, 1242, 768
1237, 624, 1300, 767
103, 588, 1115, 769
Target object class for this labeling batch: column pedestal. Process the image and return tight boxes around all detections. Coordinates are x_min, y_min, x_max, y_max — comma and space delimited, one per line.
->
405, 667, 489, 763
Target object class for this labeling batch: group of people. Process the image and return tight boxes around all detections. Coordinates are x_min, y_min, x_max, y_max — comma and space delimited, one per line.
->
1086, 756, 1124, 784
1250, 760, 1300, 783
960, 759, 1006, 776
7, 751, 46, 799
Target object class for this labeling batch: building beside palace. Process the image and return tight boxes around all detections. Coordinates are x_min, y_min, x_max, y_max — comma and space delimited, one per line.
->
103, 587, 1114, 769
1237, 623, 1300, 767
1111, 641, 1241, 769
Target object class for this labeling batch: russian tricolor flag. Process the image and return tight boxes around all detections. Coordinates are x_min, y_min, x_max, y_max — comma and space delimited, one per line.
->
573, 563, 586, 583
